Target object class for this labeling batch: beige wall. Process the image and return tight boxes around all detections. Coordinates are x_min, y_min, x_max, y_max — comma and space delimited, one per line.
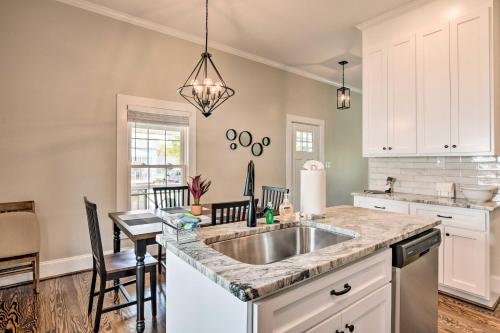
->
0, 0, 367, 262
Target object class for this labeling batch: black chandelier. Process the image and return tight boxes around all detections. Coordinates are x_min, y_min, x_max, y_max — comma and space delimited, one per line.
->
337, 60, 350, 110
177, 0, 235, 117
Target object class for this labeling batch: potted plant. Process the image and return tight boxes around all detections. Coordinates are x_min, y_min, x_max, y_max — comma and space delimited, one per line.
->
187, 175, 211, 216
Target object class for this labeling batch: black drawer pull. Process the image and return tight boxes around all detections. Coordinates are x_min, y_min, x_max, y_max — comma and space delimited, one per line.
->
437, 214, 453, 219
346, 324, 355, 332
383, 147, 387, 150
330, 283, 352, 296
335, 331, 344, 333
452, 145, 457, 148
374, 206, 386, 210
444, 145, 449, 148
445, 233, 450, 237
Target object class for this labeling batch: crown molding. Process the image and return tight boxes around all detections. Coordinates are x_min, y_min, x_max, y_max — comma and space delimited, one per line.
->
356, 0, 435, 31
54, 0, 362, 93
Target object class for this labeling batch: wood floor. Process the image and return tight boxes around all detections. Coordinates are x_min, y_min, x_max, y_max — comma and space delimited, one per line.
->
0, 271, 498, 332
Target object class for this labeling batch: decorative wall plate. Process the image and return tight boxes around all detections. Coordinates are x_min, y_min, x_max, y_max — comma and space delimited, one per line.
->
262, 137, 271, 146
226, 129, 237, 141
230, 143, 237, 150
251, 142, 263, 157
239, 131, 253, 147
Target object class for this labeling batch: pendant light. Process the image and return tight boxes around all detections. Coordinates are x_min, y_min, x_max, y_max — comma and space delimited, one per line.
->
337, 60, 350, 110
177, 0, 235, 117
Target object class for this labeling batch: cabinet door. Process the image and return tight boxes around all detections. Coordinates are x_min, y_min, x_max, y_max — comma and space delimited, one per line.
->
305, 313, 341, 333
341, 284, 391, 333
443, 226, 487, 297
450, 7, 491, 154
416, 23, 451, 154
363, 45, 388, 156
388, 35, 416, 154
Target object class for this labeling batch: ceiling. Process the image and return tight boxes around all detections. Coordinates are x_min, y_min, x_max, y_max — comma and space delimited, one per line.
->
71, 0, 417, 91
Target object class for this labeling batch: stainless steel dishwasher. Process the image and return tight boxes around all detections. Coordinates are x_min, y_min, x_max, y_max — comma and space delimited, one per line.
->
391, 228, 441, 333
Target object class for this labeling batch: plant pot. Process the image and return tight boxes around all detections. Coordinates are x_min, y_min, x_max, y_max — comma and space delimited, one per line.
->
191, 204, 202, 216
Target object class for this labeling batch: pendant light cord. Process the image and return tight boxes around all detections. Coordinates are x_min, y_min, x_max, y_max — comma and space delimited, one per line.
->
205, 0, 208, 54
342, 63, 345, 88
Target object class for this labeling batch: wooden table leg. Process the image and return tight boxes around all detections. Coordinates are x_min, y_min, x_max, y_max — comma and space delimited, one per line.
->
113, 222, 121, 294
135, 239, 147, 332
113, 222, 121, 253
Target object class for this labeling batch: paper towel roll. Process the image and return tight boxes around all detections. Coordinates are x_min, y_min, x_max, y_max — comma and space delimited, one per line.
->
300, 169, 326, 215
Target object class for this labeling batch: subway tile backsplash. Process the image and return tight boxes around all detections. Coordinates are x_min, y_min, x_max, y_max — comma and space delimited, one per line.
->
368, 156, 500, 200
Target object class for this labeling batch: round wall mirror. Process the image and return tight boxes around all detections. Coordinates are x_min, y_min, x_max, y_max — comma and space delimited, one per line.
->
239, 131, 253, 147
230, 143, 237, 150
262, 137, 271, 146
251, 143, 263, 157
226, 129, 237, 141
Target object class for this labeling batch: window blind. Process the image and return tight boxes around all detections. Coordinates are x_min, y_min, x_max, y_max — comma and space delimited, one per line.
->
127, 105, 190, 126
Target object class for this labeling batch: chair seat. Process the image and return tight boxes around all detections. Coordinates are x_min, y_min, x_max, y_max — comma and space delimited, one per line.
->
104, 250, 157, 274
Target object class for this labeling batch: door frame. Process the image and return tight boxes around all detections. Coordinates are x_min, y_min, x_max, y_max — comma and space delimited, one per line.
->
285, 114, 325, 195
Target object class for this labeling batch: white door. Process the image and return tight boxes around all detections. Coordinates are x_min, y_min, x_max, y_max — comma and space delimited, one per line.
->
388, 34, 417, 154
450, 7, 491, 154
416, 23, 452, 154
291, 122, 320, 209
443, 226, 487, 297
363, 45, 388, 155
341, 284, 391, 333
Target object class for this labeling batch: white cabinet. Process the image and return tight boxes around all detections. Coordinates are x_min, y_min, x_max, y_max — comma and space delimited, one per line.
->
307, 285, 391, 333
363, 36, 417, 156
354, 195, 495, 306
443, 226, 487, 297
361, 3, 498, 157
416, 23, 452, 154
363, 45, 388, 155
252, 249, 391, 333
388, 35, 417, 154
450, 7, 492, 154
354, 196, 410, 214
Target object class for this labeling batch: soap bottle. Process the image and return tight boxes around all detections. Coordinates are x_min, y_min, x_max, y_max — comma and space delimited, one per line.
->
279, 193, 294, 221
265, 202, 274, 224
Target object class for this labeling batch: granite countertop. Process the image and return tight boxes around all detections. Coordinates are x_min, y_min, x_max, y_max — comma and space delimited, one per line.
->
352, 191, 500, 211
156, 205, 440, 302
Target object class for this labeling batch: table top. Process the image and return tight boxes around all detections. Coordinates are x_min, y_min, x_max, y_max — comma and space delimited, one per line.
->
109, 205, 212, 241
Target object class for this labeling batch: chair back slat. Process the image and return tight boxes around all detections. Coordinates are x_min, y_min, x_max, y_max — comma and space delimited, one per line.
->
211, 199, 259, 225
153, 186, 191, 209
83, 197, 106, 274
261, 186, 289, 211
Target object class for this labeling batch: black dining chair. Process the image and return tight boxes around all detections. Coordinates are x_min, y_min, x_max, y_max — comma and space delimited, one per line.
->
152, 186, 190, 274
261, 186, 289, 212
211, 199, 259, 225
84, 197, 157, 333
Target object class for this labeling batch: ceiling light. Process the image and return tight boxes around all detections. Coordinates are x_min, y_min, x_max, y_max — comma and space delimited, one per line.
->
337, 61, 350, 110
177, 0, 235, 117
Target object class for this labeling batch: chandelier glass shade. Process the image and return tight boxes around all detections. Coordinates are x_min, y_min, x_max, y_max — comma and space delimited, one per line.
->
177, 0, 235, 117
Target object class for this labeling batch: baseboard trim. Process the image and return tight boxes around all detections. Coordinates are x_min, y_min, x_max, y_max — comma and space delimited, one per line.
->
0, 246, 135, 289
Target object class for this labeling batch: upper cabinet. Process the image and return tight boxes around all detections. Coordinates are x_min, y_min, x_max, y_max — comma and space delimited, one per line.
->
450, 7, 492, 154
363, 46, 388, 155
360, 1, 498, 157
417, 23, 452, 154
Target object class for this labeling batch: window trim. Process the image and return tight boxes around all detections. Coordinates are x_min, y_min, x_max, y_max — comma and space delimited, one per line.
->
116, 94, 197, 211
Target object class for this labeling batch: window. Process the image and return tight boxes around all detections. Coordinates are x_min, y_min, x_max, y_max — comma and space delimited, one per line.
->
128, 117, 189, 210
295, 130, 313, 152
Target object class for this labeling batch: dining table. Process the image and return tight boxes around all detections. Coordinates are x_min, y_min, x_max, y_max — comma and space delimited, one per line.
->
108, 205, 212, 332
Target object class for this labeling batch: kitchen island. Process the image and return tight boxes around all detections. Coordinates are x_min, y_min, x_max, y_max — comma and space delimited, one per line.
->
156, 205, 440, 333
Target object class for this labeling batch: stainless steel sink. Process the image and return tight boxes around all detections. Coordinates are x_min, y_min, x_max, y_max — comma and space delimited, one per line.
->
209, 226, 355, 265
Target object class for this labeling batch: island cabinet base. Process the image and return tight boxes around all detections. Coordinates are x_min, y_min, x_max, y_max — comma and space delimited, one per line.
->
165, 249, 392, 333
